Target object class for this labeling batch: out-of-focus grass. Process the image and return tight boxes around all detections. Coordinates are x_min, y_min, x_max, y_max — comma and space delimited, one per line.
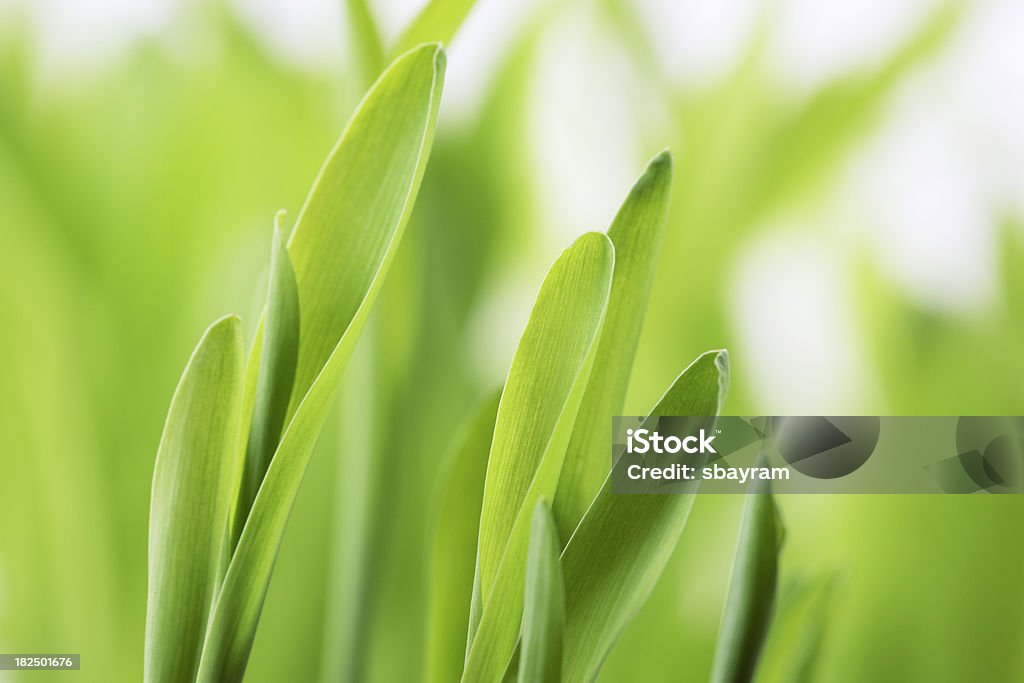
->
2, 1, 1024, 681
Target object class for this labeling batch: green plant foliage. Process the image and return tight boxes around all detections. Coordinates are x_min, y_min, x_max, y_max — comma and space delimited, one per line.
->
286, 45, 445, 405
710, 472, 785, 683
560, 350, 729, 682
233, 222, 300, 549
145, 316, 245, 683
553, 150, 673, 542
144, 44, 446, 683
465, 231, 613, 681
518, 500, 566, 683
474, 232, 613, 597
7, 3, 1024, 682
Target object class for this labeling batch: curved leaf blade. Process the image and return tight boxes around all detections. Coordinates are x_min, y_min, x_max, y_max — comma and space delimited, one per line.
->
518, 500, 565, 683
288, 43, 446, 407
463, 234, 613, 680
145, 316, 245, 683
476, 231, 614, 599
194, 44, 446, 683
560, 350, 729, 683
553, 150, 673, 541
233, 222, 300, 549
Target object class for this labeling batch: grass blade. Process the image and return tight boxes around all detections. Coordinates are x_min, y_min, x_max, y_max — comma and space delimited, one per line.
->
476, 231, 613, 598
193, 44, 445, 682
287, 44, 445, 407
425, 390, 501, 683
233, 221, 300, 549
560, 350, 729, 683
463, 232, 613, 679
710, 470, 785, 683
518, 500, 565, 683
394, 0, 479, 56
553, 150, 673, 542
145, 316, 245, 683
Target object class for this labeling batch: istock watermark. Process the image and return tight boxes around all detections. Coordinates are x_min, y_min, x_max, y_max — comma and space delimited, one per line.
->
611, 416, 1024, 494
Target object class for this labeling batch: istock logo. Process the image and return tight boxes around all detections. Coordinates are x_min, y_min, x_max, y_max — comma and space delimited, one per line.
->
626, 428, 717, 454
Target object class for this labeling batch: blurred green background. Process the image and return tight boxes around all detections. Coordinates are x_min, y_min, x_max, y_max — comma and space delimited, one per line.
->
2, 0, 1024, 680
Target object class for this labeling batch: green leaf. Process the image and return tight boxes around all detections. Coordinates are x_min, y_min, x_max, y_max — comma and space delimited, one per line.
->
425, 390, 501, 683
145, 316, 245, 683
287, 44, 445, 408
463, 232, 613, 680
193, 44, 445, 683
710, 467, 785, 683
232, 220, 300, 550
553, 150, 673, 542
560, 350, 729, 683
476, 231, 613, 596
394, 0, 479, 57
518, 500, 565, 683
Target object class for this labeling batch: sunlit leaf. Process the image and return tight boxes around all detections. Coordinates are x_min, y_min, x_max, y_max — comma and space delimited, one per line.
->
232, 221, 300, 549
191, 44, 446, 682
553, 150, 673, 541
145, 316, 245, 683
560, 350, 729, 682
463, 232, 613, 680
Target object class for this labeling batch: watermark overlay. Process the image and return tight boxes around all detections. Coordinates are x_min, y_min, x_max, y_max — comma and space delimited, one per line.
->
611, 416, 1024, 494
0, 654, 80, 670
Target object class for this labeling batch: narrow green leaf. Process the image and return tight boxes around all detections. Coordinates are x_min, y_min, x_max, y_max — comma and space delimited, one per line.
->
476, 231, 614, 597
233, 220, 300, 549
553, 150, 673, 542
145, 316, 245, 683
518, 500, 565, 683
288, 44, 445, 408
710, 467, 785, 683
560, 350, 729, 683
194, 44, 445, 683
425, 390, 501, 683
463, 233, 613, 680
394, 0, 478, 57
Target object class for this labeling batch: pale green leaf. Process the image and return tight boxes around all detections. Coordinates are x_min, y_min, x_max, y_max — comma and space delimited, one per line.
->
518, 500, 565, 683
288, 44, 445, 407
476, 231, 613, 596
193, 44, 445, 682
463, 232, 613, 680
232, 221, 300, 549
560, 350, 729, 683
553, 150, 673, 542
394, 0, 478, 57
710, 468, 785, 683
425, 390, 501, 683
145, 315, 245, 683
